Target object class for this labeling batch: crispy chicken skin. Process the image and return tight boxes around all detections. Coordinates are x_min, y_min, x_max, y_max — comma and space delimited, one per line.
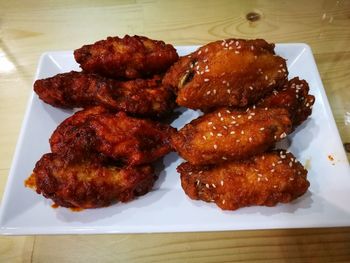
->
171, 107, 292, 165
34, 71, 175, 118
257, 77, 315, 127
26, 153, 156, 208
74, 35, 179, 79
178, 150, 309, 210
50, 107, 175, 165
163, 38, 288, 111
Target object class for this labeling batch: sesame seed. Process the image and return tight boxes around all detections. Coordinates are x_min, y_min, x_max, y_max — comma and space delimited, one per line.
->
271, 169, 275, 172
223, 125, 228, 129
213, 126, 217, 130
235, 51, 240, 54
249, 137, 252, 142
204, 78, 209, 82
220, 117, 224, 121
248, 116, 252, 119
189, 172, 192, 175
289, 177, 294, 181
259, 127, 265, 131
206, 183, 210, 188
273, 185, 277, 188
205, 48, 208, 52
241, 130, 244, 134
220, 180, 224, 186
280, 132, 287, 139
214, 144, 218, 149
222, 199, 226, 204
222, 80, 226, 84
251, 45, 254, 50
265, 75, 268, 80
289, 162, 293, 167
196, 180, 200, 186
222, 156, 227, 160
210, 132, 214, 136
236, 139, 240, 142
226, 82, 230, 87
217, 133, 223, 137
208, 122, 213, 125
238, 115, 241, 118
199, 170, 203, 174
213, 89, 216, 94
218, 112, 222, 117
212, 184, 216, 188
203, 135, 207, 140
198, 50, 202, 55
227, 89, 231, 94
230, 131, 235, 135
206, 91, 211, 95
226, 110, 231, 114
249, 86, 254, 90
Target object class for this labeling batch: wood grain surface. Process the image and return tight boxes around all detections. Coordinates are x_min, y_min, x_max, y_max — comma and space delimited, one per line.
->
0, 0, 349, 262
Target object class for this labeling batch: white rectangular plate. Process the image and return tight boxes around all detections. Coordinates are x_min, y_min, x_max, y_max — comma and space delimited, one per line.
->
1, 44, 350, 235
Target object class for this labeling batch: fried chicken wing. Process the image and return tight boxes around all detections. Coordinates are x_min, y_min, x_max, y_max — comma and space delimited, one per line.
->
34, 71, 175, 118
74, 35, 179, 79
257, 77, 315, 127
50, 107, 175, 165
178, 150, 309, 210
163, 38, 288, 111
26, 153, 156, 208
171, 107, 292, 165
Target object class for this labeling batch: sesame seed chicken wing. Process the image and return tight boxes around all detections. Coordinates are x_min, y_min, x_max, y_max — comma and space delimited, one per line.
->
163, 38, 288, 112
257, 77, 315, 127
34, 71, 175, 118
26, 153, 156, 209
74, 35, 179, 79
171, 107, 292, 165
178, 150, 309, 211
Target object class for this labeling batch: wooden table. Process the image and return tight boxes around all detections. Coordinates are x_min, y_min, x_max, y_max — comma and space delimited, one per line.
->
1, 0, 350, 262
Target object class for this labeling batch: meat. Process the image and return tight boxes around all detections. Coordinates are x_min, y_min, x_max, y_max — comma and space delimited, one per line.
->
34, 71, 175, 118
50, 107, 176, 166
171, 107, 292, 165
74, 35, 179, 79
257, 77, 315, 127
27, 153, 156, 209
178, 150, 310, 210
163, 38, 288, 112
